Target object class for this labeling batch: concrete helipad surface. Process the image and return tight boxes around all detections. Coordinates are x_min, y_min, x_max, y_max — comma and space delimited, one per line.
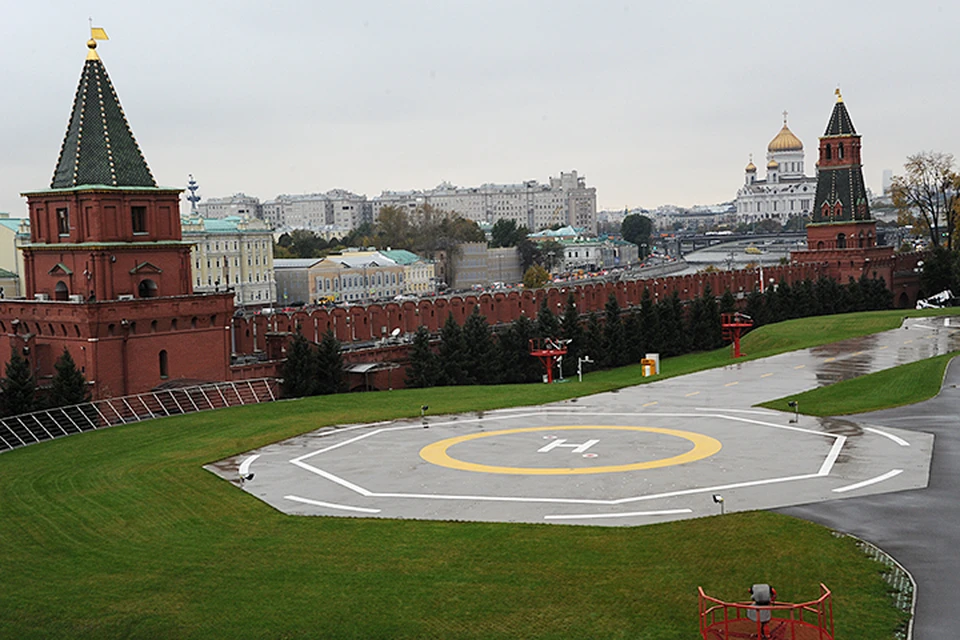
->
207, 316, 960, 526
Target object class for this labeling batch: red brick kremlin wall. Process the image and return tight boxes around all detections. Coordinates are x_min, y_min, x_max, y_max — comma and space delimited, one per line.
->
232, 254, 923, 375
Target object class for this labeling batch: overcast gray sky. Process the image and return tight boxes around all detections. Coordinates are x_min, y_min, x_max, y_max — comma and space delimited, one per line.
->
3, 1, 959, 217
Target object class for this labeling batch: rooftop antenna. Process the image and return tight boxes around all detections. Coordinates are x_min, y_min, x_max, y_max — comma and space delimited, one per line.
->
186, 174, 201, 213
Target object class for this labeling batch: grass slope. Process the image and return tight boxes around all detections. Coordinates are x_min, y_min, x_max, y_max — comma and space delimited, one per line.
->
3, 309, 952, 639
760, 350, 959, 416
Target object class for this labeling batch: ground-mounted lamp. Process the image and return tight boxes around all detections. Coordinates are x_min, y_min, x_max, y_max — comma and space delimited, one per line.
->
712, 493, 725, 515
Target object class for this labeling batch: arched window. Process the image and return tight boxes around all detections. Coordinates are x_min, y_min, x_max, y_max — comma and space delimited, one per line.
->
138, 279, 158, 298
817, 241, 825, 250
838, 142, 844, 159
159, 350, 168, 378
191, 316, 198, 329
171, 318, 178, 330
54, 281, 69, 301
825, 144, 832, 160
837, 233, 846, 249
151, 320, 158, 333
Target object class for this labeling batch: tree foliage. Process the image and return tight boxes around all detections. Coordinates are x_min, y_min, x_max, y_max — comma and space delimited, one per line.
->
523, 265, 551, 289
281, 329, 320, 398
315, 330, 345, 395
891, 151, 960, 251
1, 351, 37, 417
406, 326, 440, 388
490, 219, 530, 248
48, 348, 90, 408
621, 214, 653, 256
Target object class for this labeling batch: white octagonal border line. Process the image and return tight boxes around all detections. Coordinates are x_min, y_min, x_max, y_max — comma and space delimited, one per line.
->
285, 411, 846, 507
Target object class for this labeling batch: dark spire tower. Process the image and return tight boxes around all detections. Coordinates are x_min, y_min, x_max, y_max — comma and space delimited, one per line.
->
2, 28, 234, 399
805, 89, 876, 251
792, 90, 895, 289
20, 31, 194, 301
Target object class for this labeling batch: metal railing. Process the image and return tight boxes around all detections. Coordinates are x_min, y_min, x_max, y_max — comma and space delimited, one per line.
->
0, 378, 279, 453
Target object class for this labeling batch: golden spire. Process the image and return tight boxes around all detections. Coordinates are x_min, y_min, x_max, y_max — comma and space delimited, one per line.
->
835, 86, 843, 103
86, 22, 109, 61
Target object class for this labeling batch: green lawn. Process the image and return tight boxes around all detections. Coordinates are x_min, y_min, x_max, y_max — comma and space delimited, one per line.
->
759, 350, 959, 416
2, 309, 954, 639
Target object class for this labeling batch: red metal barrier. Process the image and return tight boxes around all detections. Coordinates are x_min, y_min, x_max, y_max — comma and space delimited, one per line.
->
699, 584, 833, 639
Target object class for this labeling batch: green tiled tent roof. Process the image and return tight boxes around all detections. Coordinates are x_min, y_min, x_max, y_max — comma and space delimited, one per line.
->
813, 97, 870, 223
823, 100, 858, 137
50, 53, 156, 189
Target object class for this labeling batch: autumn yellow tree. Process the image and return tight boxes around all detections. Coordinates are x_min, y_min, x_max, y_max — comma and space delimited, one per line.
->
891, 151, 960, 251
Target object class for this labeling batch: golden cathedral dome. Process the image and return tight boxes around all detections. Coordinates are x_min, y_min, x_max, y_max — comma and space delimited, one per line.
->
767, 159, 779, 169
745, 160, 756, 172
767, 122, 803, 152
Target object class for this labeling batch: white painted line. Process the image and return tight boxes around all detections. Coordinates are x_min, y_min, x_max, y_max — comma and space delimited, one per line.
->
290, 460, 374, 496
864, 427, 910, 447
544, 508, 693, 521
832, 469, 904, 494
238, 454, 259, 476
693, 407, 788, 417
817, 437, 846, 476
285, 495, 381, 513
615, 472, 823, 504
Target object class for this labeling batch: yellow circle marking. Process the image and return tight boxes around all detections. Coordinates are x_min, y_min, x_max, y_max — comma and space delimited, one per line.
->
419, 425, 721, 475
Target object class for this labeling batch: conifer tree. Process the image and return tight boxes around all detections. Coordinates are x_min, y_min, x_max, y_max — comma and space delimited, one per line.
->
583, 312, 604, 368
535, 299, 560, 339
406, 326, 440, 388
463, 306, 496, 385
699, 284, 723, 350
497, 315, 540, 383
48, 348, 90, 408
1, 350, 37, 417
719, 289, 737, 315
281, 328, 319, 398
602, 293, 627, 367
438, 313, 469, 385
559, 293, 583, 377
622, 311, 644, 364
657, 291, 688, 357
315, 329, 344, 395
639, 288, 661, 354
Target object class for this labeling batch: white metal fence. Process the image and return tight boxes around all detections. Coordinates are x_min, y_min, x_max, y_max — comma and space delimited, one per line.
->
0, 378, 279, 453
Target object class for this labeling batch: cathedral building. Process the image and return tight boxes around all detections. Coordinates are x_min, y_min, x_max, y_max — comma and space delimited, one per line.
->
735, 114, 818, 225
0, 32, 235, 399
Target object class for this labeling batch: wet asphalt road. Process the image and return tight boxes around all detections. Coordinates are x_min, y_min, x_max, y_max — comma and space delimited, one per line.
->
780, 357, 960, 640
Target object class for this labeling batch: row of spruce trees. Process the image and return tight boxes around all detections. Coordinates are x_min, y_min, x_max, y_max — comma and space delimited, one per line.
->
270, 274, 893, 398
0, 348, 91, 417
405, 274, 894, 388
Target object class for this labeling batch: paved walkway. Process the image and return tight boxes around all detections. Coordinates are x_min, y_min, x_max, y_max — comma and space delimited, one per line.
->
780, 357, 960, 640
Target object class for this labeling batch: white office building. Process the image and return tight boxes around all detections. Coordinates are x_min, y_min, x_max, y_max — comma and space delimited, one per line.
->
374, 171, 597, 234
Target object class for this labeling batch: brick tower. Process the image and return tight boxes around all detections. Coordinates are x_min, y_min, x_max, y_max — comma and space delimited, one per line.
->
791, 90, 895, 286
0, 30, 234, 399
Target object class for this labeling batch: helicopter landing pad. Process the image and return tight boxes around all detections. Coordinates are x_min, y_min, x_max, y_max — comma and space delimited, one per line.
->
206, 407, 930, 526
